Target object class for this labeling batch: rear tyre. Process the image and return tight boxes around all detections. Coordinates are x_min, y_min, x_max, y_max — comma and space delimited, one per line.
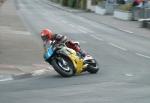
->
51, 55, 75, 77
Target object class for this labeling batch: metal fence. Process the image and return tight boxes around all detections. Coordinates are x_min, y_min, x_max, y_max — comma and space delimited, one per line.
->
132, 7, 150, 20
97, 1, 117, 14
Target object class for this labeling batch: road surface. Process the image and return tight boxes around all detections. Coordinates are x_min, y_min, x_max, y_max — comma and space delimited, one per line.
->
0, 0, 150, 103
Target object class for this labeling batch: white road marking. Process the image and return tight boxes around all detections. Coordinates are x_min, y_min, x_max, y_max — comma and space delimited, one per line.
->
78, 26, 94, 33
77, 17, 134, 34
48, 67, 54, 70
13, 31, 31, 35
78, 29, 87, 33
1, 29, 31, 35
90, 35, 104, 41
32, 64, 51, 69
125, 73, 134, 77
78, 26, 88, 31
118, 28, 134, 34
109, 43, 127, 51
69, 24, 76, 28
68, 24, 94, 34
61, 20, 68, 23
0, 78, 13, 82
0, 26, 31, 35
32, 69, 50, 76
77, 16, 85, 21
78, 41, 87, 44
0, 75, 13, 82
136, 53, 150, 59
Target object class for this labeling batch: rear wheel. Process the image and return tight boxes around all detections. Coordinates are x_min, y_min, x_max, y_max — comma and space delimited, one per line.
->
51, 55, 75, 77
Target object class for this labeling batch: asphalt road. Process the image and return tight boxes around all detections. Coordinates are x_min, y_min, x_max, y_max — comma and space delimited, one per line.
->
0, 0, 150, 103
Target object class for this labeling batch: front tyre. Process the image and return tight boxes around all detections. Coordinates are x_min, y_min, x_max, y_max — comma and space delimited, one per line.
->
51, 55, 75, 77
86, 59, 99, 74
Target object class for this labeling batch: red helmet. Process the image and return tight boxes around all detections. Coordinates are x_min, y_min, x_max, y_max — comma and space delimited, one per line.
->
40, 29, 53, 41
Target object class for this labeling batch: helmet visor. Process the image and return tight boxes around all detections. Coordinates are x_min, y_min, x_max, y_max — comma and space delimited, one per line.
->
41, 35, 48, 41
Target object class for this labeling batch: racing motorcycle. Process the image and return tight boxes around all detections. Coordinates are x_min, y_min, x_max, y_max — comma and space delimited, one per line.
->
44, 41, 99, 77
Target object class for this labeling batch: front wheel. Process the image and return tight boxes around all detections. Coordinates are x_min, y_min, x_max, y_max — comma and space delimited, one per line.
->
51, 55, 75, 77
86, 59, 99, 74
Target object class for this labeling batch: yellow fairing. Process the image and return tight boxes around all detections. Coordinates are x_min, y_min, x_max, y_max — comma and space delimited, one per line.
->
66, 48, 84, 74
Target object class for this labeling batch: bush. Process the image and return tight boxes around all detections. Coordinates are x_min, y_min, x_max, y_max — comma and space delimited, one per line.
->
118, 3, 132, 11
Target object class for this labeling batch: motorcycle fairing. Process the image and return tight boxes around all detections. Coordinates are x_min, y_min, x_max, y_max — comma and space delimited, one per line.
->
61, 47, 85, 74
44, 47, 54, 60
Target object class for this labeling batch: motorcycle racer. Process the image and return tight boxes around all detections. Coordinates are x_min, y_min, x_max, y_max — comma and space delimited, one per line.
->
40, 28, 86, 60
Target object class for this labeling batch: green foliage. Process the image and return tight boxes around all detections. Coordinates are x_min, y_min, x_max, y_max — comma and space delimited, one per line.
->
118, 3, 132, 11
68, 0, 75, 7
96, 0, 104, 3
79, 0, 86, 9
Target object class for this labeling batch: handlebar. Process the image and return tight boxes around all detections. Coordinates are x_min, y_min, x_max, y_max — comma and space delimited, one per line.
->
50, 40, 66, 51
